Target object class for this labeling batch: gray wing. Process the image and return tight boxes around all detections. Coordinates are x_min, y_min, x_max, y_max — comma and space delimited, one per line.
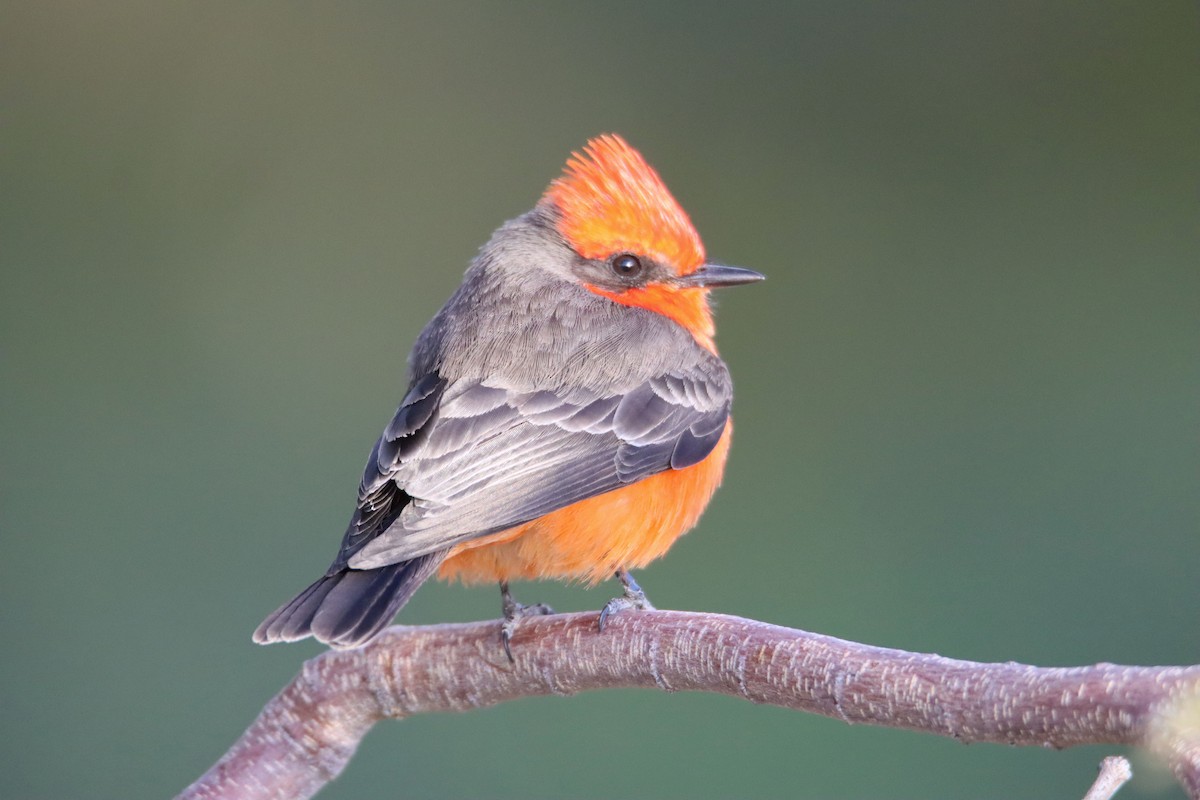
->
325, 371, 446, 570
344, 361, 731, 570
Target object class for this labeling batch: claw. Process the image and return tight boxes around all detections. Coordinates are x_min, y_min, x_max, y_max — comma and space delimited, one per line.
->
597, 570, 655, 632
501, 617, 517, 663
499, 581, 554, 662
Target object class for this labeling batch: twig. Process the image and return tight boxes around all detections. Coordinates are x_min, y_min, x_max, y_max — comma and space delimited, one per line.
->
176, 610, 1200, 800
1082, 756, 1133, 800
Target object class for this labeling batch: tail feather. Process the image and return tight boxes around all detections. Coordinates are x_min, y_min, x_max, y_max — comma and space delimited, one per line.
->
253, 550, 448, 648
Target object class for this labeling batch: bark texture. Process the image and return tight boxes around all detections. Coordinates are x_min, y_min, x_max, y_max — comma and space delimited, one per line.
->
178, 611, 1200, 799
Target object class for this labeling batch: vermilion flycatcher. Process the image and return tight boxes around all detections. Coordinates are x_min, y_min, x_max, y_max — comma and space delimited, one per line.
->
254, 135, 763, 654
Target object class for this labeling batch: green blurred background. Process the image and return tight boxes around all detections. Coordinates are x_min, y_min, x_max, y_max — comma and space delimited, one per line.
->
3, 2, 1197, 798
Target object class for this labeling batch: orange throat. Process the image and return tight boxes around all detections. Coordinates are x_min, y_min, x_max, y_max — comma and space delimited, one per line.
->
585, 283, 717, 353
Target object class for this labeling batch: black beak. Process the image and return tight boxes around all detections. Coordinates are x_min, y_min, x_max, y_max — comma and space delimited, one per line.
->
675, 263, 766, 289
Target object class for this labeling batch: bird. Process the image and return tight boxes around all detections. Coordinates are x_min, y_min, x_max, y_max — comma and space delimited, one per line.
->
253, 134, 763, 655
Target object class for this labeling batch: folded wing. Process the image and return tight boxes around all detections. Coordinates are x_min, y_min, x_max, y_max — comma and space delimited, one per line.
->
342, 361, 731, 570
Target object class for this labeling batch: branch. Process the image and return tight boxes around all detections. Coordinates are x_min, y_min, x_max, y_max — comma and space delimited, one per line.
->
1082, 756, 1133, 800
177, 611, 1200, 799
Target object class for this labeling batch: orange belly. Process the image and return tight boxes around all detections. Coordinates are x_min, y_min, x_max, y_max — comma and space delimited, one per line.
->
438, 421, 732, 585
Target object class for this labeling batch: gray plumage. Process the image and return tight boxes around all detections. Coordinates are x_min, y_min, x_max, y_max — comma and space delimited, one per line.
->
253, 209, 732, 647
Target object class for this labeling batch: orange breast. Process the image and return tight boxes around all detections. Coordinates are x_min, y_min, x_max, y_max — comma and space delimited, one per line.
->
438, 421, 732, 585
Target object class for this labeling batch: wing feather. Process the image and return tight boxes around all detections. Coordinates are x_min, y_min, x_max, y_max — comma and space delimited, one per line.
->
337, 359, 731, 571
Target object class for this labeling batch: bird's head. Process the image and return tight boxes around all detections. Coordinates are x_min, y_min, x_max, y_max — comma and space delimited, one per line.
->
536, 134, 762, 351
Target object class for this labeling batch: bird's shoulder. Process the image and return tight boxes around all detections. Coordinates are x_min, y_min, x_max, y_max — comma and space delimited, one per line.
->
415, 272, 728, 396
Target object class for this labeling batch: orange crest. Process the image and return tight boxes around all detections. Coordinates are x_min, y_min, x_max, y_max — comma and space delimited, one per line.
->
542, 135, 705, 275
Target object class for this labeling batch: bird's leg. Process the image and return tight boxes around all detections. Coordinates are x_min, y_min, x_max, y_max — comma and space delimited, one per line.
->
499, 580, 554, 662
597, 570, 656, 632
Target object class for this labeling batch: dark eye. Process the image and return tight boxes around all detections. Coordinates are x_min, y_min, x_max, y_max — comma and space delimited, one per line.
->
611, 253, 643, 278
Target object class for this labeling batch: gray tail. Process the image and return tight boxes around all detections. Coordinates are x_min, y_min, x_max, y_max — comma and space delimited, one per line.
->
252, 551, 447, 649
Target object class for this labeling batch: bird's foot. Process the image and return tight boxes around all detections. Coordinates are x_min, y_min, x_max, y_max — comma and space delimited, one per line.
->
598, 570, 656, 632
500, 581, 554, 662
